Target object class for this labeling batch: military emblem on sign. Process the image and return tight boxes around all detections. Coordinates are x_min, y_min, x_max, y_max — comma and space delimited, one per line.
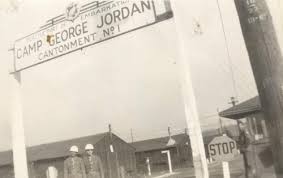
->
65, 2, 80, 22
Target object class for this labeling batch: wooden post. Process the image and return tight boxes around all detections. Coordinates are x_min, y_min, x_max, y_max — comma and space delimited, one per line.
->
222, 134, 230, 178
168, 127, 171, 138
171, 1, 209, 177
217, 108, 224, 134
108, 124, 114, 152
104, 137, 111, 178
109, 124, 112, 139
234, 0, 283, 176
222, 162, 230, 178
130, 129, 134, 143
162, 150, 173, 173
146, 157, 151, 176
10, 72, 29, 178
281, 1, 283, 36
228, 97, 241, 133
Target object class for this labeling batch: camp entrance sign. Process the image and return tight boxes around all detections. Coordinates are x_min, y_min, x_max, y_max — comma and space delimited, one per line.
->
13, 0, 173, 72
208, 135, 238, 162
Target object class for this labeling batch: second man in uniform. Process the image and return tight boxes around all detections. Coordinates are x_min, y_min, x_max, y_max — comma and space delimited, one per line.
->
83, 144, 105, 178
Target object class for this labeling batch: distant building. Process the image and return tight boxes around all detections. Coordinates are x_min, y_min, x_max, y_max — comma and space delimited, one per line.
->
219, 96, 274, 177
0, 132, 136, 178
131, 133, 193, 174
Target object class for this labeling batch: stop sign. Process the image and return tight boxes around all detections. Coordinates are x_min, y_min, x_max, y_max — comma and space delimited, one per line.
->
208, 135, 238, 162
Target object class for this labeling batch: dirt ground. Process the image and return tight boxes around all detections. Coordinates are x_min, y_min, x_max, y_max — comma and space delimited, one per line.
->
140, 155, 245, 178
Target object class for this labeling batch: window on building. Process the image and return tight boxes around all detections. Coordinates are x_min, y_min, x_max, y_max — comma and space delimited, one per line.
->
247, 113, 269, 141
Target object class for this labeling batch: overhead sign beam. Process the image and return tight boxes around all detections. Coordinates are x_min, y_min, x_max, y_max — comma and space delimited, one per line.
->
13, 0, 173, 73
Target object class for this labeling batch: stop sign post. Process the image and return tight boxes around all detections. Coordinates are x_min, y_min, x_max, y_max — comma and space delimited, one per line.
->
208, 135, 238, 162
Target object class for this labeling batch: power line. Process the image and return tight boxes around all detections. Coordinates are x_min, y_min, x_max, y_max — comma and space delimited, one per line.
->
193, 48, 256, 102
200, 113, 219, 119
216, 0, 238, 100
218, 58, 257, 97
227, 62, 258, 94
112, 127, 191, 142
198, 24, 256, 102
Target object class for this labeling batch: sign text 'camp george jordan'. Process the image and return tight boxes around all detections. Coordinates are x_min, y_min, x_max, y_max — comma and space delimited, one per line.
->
13, 0, 173, 72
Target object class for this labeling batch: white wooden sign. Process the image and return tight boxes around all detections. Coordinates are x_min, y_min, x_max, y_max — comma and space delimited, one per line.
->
13, 0, 173, 72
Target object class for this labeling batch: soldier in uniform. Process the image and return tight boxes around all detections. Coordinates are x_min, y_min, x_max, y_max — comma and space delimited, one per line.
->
83, 144, 105, 178
64, 145, 87, 178
238, 121, 252, 178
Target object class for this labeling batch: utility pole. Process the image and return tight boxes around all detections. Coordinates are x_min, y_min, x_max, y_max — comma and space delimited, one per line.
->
108, 124, 112, 137
234, 0, 283, 177
130, 129, 134, 143
228, 97, 241, 132
280, 0, 283, 36
228, 97, 238, 107
167, 127, 176, 146
108, 124, 114, 153
171, 1, 209, 177
217, 108, 224, 134
168, 127, 171, 138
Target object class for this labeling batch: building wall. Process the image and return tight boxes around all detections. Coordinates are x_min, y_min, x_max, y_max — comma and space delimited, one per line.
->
135, 145, 193, 174
111, 136, 136, 176
244, 113, 275, 177
246, 113, 269, 140
0, 165, 14, 178
176, 143, 193, 168
246, 140, 275, 178
101, 133, 136, 178
0, 134, 136, 178
135, 148, 173, 174
32, 158, 64, 178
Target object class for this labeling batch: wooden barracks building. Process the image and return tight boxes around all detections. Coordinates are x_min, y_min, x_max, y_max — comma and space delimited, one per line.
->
0, 132, 136, 178
131, 132, 193, 174
219, 96, 274, 177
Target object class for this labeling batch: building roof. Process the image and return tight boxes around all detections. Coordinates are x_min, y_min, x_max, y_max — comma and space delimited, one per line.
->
219, 96, 261, 119
0, 132, 109, 167
131, 134, 190, 152
201, 124, 240, 145
131, 127, 240, 153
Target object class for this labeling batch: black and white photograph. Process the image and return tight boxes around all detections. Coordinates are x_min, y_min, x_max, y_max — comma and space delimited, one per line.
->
0, 0, 282, 178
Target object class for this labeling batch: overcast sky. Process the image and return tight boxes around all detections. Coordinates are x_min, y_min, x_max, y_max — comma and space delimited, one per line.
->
0, 0, 282, 151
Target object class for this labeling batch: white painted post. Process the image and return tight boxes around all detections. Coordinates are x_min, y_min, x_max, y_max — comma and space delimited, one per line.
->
222, 162, 230, 178
170, 1, 209, 178
281, 1, 283, 36
222, 134, 230, 178
10, 72, 29, 178
46, 166, 58, 178
161, 150, 173, 173
167, 151, 173, 173
146, 158, 151, 176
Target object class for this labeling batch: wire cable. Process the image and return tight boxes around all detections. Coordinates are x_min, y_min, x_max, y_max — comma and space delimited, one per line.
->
216, 0, 239, 100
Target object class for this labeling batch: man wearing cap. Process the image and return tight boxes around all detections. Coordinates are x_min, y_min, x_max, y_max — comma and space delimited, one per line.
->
83, 144, 105, 178
64, 145, 87, 178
